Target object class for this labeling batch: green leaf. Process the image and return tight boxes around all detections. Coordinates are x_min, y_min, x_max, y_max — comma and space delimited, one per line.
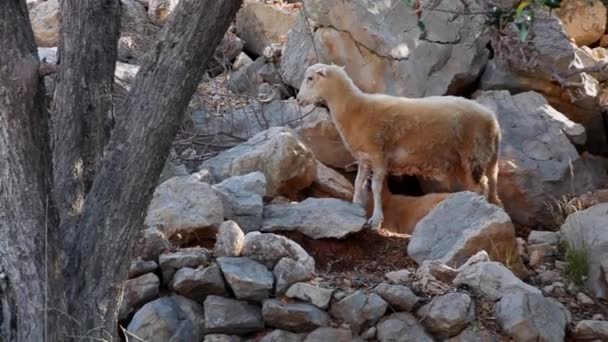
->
517, 22, 530, 41
417, 20, 426, 31
515, 0, 532, 18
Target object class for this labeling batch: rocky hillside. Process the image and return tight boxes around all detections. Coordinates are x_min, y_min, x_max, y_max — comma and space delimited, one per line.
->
29, 0, 608, 341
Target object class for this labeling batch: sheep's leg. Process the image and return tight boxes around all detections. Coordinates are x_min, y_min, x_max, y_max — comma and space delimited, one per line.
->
487, 156, 502, 207
353, 162, 371, 205
366, 166, 386, 230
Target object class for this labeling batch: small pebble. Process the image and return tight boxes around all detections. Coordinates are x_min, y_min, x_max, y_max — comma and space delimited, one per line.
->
577, 292, 594, 306
592, 314, 605, 321
529, 250, 545, 268
543, 285, 555, 293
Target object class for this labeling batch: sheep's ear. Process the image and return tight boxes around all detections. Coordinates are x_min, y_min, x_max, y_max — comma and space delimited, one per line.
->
338, 65, 345, 70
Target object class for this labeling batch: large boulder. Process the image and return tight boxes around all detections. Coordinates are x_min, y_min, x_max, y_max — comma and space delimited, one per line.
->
475, 91, 605, 225
262, 299, 331, 333
204, 295, 264, 335
200, 127, 317, 197
213, 172, 266, 232
30, 0, 60, 47
408, 192, 521, 270
261, 198, 367, 239
126, 296, 205, 342
286, 283, 333, 310
236, 1, 298, 56
281, 0, 489, 96
554, 0, 606, 47
144, 176, 224, 239
560, 203, 608, 299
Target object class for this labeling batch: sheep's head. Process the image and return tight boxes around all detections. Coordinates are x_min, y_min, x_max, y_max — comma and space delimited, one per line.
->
296, 63, 339, 107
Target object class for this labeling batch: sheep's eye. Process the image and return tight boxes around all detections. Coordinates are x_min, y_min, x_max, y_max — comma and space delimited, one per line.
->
307, 76, 313, 81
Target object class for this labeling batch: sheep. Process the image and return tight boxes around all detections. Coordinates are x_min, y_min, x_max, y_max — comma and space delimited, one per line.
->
296, 63, 502, 229
361, 176, 450, 235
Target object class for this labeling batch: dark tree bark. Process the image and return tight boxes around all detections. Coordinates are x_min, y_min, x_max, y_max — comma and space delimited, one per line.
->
51, 0, 121, 249
0, 0, 243, 340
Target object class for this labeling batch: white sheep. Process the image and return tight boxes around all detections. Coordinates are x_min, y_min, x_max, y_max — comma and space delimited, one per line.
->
296, 63, 502, 229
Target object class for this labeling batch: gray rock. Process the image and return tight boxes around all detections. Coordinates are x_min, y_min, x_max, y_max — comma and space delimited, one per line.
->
127, 295, 205, 342
444, 326, 501, 342
135, 228, 171, 261
561, 203, 608, 299
144, 176, 224, 239
171, 264, 228, 301
30, 0, 60, 47
453, 260, 541, 301
304, 328, 361, 342
213, 173, 266, 232
158, 158, 189, 186
260, 330, 305, 342
384, 269, 412, 284
119, 273, 160, 320
416, 292, 475, 339
286, 283, 334, 309
200, 127, 316, 197
374, 283, 420, 312
475, 91, 606, 226
274, 257, 315, 295
262, 198, 367, 239
128, 258, 158, 279
204, 335, 243, 342
38, 47, 57, 64
281, 0, 489, 97
307, 161, 354, 201
495, 292, 569, 342
204, 295, 264, 335
528, 230, 560, 246
217, 257, 274, 301
159, 248, 211, 286
147, 0, 178, 25
376, 312, 434, 342
572, 320, 608, 341
242, 232, 315, 271
408, 191, 521, 269
329, 292, 388, 331
262, 299, 330, 333
213, 220, 245, 258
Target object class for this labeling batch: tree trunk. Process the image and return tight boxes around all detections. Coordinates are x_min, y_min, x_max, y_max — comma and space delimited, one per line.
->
1, 0, 243, 340
51, 0, 121, 250
0, 1, 58, 341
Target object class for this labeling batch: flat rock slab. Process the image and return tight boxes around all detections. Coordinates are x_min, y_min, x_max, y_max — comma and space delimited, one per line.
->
159, 248, 211, 286
217, 257, 274, 301
262, 197, 367, 239
286, 283, 334, 309
172, 264, 229, 301
204, 295, 264, 335
262, 299, 331, 333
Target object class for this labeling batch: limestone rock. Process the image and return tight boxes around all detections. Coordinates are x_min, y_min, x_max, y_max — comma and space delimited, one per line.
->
561, 203, 608, 299
158, 248, 210, 286
475, 91, 605, 225
200, 127, 316, 197
171, 264, 228, 301
304, 328, 361, 342
572, 320, 608, 341
217, 257, 274, 301
213, 172, 266, 233
408, 191, 521, 269
134, 228, 171, 261
274, 257, 314, 295
528, 230, 560, 246
144, 176, 224, 239
30, 0, 60, 47
384, 269, 412, 284
119, 273, 160, 320
262, 299, 330, 333
127, 296, 205, 342
242, 232, 314, 271
286, 283, 333, 309
213, 221, 245, 258
555, 0, 606, 46
307, 162, 354, 201
376, 312, 434, 342
204, 295, 264, 335
236, 1, 297, 56
374, 283, 420, 312
495, 292, 569, 342
262, 198, 367, 239
416, 292, 475, 339
128, 258, 158, 279
329, 291, 388, 332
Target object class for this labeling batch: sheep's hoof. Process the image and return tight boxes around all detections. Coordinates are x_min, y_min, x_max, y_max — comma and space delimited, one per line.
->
364, 217, 382, 231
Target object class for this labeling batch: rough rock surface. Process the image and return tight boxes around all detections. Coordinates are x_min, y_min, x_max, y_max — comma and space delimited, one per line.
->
159, 248, 210, 286
127, 296, 205, 342
236, 1, 297, 56
261, 330, 305, 342
384, 270, 412, 284
572, 320, 608, 341
119, 273, 160, 320
135, 228, 171, 261
555, 0, 606, 46
204, 295, 264, 335
495, 292, 569, 342
145, 176, 224, 238
148, 0, 179, 25
376, 313, 434, 342
262, 198, 367, 239
213, 220, 245, 258
307, 162, 354, 201
172, 264, 229, 301
262, 299, 331, 333
374, 283, 420, 312
286, 283, 333, 309
213, 172, 266, 232
408, 191, 520, 269
217, 257, 274, 301
416, 292, 475, 339
560, 203, 608, 298
528, 230, 560, 246
329, 292, 388, 331
304, 328, 360, 342
128, 258, 158, 279
30, 0, 60, 47
444, 326, 501, 342
475, 92, 605, 225
274, 257, 315, 295
242, 232, 315, 271
200, 127, 316, 197
204, 335, 243, 342
281, 0, 489, 97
